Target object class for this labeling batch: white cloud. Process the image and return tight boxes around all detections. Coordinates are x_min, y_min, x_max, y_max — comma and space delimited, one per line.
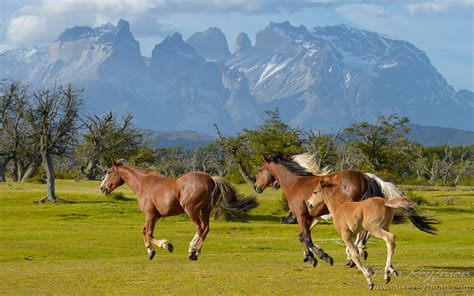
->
405, 0, 472, 14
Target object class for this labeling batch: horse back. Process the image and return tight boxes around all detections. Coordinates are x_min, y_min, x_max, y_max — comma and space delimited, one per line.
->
175, 172, 215, 207
329, 169, 368, 201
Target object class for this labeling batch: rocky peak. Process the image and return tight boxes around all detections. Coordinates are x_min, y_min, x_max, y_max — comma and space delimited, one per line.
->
152, 33, 196, 57
57, 26, 95, 41
234, 32, 252, 53
255, 21, 315, 54
186, 27, 230, 60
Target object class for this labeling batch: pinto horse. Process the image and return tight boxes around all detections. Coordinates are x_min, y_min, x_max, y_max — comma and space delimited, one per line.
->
254, 154, 404, 267
100, 160, 258, 260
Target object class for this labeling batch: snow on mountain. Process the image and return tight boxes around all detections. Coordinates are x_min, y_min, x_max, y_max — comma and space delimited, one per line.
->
1, 20, 472, 134
226, 21, 473, 131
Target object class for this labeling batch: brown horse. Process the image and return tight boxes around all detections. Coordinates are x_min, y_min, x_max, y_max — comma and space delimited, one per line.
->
307, 177, 437, 289
100, 160, 258, 260
254, 154, 404, 267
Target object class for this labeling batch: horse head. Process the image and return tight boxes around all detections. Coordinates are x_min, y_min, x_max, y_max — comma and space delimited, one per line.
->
99, 160, 126, 195
254, 155, 278, 193
306, 177, 334, 209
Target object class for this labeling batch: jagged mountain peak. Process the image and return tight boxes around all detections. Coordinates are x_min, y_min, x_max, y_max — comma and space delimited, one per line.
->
186, 27, 230, 60
153, 32, 196, 57
235, 32, 252, 53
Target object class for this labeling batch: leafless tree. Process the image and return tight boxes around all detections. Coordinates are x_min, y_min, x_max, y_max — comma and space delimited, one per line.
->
0, 81, 31, 181
26, 84, 82, 203
78, 112, 142, 180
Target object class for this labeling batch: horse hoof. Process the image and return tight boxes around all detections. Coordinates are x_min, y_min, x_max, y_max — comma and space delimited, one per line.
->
385, 276, 391, 284
166, 243, 174, 253
348, 261, 356, 268
368, 283, 375, 290
188, 252, 198, 261
345, 259, 353, 266
312, 259, 318, 268
393, 270, 399, 277
362, 251, 368, 260
148, 250, 156, 260
322, 255, 334, 266
303, 256, 309, 263
367, 267, 374, 275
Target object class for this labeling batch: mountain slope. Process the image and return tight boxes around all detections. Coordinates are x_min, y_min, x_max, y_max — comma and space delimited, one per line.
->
1, 20, 472, 134
226, 22, 473, 131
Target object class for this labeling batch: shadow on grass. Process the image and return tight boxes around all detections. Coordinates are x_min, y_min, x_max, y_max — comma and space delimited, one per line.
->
247, 214, 283, 223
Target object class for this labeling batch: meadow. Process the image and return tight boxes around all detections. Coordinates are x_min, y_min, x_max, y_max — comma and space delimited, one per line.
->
0, 180, 473, 295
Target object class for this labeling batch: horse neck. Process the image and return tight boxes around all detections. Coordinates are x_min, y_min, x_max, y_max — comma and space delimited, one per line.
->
322, 188, 345, 216
268, 163, 305, 195
117, 165, 146, 194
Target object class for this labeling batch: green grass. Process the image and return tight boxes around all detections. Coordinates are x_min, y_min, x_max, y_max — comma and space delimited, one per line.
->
0, 180, 473, 295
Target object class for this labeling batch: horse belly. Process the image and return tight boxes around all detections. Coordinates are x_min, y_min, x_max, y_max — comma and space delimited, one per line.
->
155, 195, 184, 216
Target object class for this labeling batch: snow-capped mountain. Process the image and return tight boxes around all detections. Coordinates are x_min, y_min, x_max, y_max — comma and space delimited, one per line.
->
226, 21, 473, 131
1, 20, 472, 134
1, 20, 259, 134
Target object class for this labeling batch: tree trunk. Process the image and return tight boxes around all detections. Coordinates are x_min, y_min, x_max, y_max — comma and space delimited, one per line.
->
12, 159, 19, 182
237, 160, 255, 187
21, 158, 42, 181
39, 153, 58, 203
0, 158, 8, 182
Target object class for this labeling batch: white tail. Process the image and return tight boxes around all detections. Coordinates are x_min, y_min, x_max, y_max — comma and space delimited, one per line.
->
364, 173, 405, 200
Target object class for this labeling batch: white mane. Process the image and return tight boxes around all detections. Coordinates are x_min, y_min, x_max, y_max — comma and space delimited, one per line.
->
291, 153, 331, 176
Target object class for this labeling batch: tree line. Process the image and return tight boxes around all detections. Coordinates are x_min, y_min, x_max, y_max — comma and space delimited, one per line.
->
1, 81, 473, 203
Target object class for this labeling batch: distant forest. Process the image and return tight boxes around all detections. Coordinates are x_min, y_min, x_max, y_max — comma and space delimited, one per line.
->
1, 82, 473, 202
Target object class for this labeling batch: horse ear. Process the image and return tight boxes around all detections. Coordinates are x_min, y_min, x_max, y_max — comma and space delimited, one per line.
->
262, 155, 270, 162
320, 178, 333, 188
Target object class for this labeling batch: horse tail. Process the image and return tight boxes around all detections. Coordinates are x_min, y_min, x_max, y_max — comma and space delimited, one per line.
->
364, 173, 405, 200
385, 198, 438, 234
211, 176, 259, 212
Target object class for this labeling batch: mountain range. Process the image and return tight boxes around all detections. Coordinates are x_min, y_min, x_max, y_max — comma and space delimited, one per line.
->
1, 19, 472, 137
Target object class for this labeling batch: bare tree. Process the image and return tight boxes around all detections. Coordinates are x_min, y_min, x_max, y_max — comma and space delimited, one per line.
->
26, 84, 82, 203
78, 112, 142, 180
0, 81, 31, 181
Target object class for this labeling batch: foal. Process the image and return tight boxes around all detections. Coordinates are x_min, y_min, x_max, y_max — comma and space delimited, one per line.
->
307, 178, 437, 289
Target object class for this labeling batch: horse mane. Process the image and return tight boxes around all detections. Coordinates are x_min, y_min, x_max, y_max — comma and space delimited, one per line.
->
116, 159, 130, 165
269, 154, 315, 176
291, 153, 331, 176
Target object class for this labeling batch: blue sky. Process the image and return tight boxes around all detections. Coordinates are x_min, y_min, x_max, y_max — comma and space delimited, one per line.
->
0, 0, 472, 90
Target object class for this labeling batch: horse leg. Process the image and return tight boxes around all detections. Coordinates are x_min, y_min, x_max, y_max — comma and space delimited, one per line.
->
341, 230, 375, 289
356, 231, 370, 260
309, 218, 319, 231
297, 213, 333, 267
370, 228, 398, 284
193, 205, 212, 257
142, 212, 157, 260
186, 209, 205, 261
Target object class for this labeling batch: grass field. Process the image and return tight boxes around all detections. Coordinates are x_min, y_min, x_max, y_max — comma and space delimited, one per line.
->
0, 180, 473, 295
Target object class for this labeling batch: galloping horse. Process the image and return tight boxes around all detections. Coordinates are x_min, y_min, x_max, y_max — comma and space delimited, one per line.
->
100, 160, 258, 260
307, 177, 437, 289
254, 154, 404, 267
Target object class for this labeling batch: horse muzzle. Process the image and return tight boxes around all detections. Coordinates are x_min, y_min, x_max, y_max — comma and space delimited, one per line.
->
99, 186, 109, 195
306, 200, 314, 209
254, 186, 263, 194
